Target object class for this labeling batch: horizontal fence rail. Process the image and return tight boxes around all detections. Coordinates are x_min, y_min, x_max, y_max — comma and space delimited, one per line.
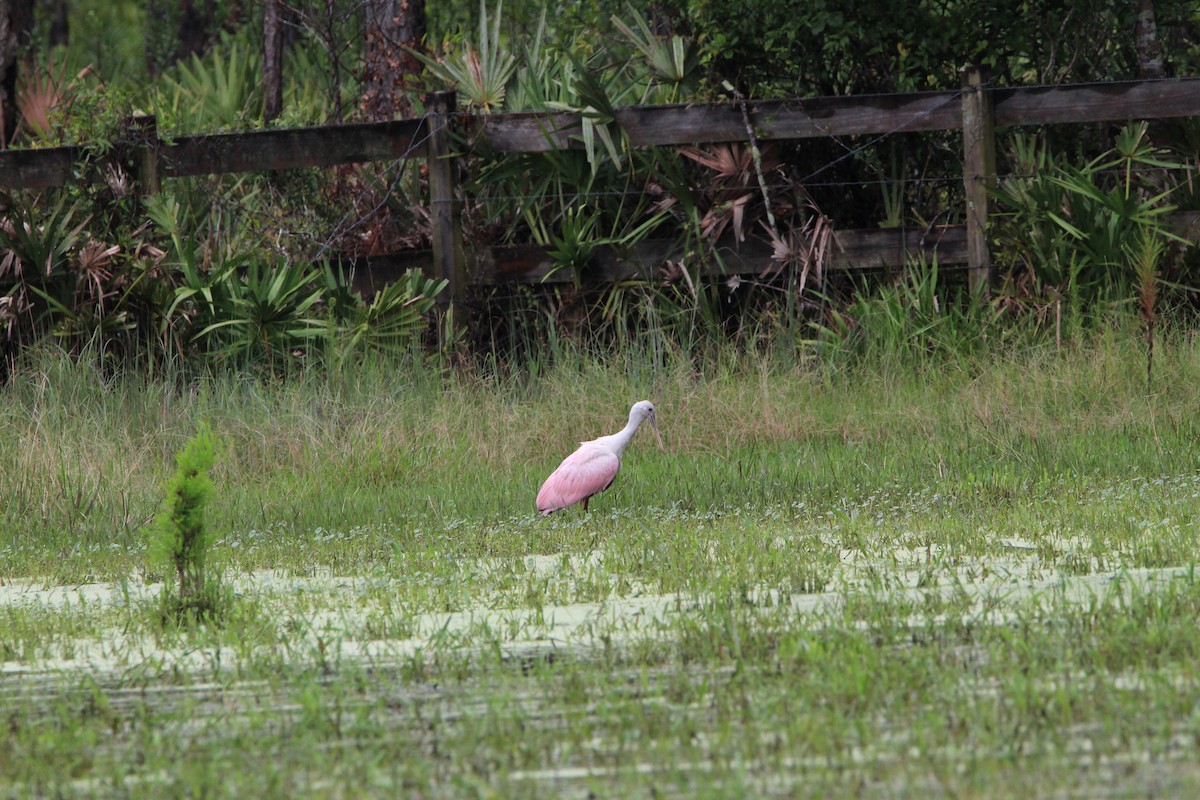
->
4, 74, 1200, 307
7, 78, 1199, 185
0, 118, 431, 189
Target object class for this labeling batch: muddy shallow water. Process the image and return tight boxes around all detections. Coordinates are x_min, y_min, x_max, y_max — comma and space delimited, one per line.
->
4, 548, 1200, 797
2, 546, 1193, 676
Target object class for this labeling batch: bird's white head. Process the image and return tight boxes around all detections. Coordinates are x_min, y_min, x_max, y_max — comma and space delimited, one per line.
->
629, 400, 664, 450
629, 400, 656, 426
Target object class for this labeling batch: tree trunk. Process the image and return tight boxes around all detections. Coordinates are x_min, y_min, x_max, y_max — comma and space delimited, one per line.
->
175, 0, 216, 64
1134, 0, 1164, 79
146, 0, 219, 75
48, 0, 68, 47
0, 0, 33, 146
361, 0, 426, 121
263, 0, 283, 122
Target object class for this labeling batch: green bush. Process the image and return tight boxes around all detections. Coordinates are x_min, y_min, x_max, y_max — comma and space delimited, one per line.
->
990, 123, 1188, 315
151, 423, 226, 624
666, 0, 1156, 97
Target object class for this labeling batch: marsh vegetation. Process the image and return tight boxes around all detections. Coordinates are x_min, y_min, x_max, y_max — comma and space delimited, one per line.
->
6, 328, 1200, 797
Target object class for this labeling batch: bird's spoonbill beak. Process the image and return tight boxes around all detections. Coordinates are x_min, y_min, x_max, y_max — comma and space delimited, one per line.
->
649, 413, 665, 452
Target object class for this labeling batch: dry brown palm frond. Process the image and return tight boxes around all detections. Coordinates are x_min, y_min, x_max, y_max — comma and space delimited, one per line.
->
17, 58, 71, 140
78, 240, 119, 283
103, 164, 132, 200
645, 181, 677, 216
700, 194, 752, 242
74, 239, 121, 312
679, 142, 783, 244
0, 290, 32, 338
125, 221, 168, 271
661, 259, 697, 299
680, 143, 752, 180
679, 143, 780, 183
0, 249, 20, 280
762, 211, 838, 298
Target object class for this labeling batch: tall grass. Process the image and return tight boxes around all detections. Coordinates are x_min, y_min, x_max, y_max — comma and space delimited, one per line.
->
4, 312, 1200, 582
8, 312, 1200, 798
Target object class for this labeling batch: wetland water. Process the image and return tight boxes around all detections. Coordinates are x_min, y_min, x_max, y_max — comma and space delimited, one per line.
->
4, 548, 1200, 797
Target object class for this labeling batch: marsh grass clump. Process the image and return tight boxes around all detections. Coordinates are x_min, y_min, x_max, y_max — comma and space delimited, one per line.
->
151, 423, 229, 625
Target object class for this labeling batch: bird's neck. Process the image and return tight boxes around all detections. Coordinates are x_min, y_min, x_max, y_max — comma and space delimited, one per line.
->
594, 416, 642, 458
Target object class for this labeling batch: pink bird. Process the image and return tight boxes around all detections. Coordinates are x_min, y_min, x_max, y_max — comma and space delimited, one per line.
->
536, 401, 663, 514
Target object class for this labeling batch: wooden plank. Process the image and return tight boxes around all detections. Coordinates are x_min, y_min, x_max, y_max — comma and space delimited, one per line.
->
623, 93, 966, 142
832, 225, 968, 270
0, 119, 431, 188
469, 78, 1200, 153
321, 210, 1200, 294
161, 118, 429, 177
0, 145, 83, 189
465, 225, 969, 285
339, 252, 432, 299
9, 77, 1200, 191
5, 78, 1200, 190
470, 92, 965, 152
995, 78, 1200, 126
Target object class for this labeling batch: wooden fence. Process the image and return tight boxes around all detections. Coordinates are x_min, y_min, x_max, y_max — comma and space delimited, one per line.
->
4, 68, 1200, 312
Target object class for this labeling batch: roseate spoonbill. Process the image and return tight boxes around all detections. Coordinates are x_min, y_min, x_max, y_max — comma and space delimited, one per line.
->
536, 401, 664, 515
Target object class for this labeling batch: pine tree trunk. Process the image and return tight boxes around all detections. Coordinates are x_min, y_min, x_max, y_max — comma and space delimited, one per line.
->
1134, 0, 1165, 79
263, 0, 283, 122
361, 0, 426, 121
0, 0, 33, 146
48, 0, 68, 47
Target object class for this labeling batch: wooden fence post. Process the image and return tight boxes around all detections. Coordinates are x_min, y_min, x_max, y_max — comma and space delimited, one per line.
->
425, 91, 467, 329
130, 114, 161, 197
960, 65, 995, 296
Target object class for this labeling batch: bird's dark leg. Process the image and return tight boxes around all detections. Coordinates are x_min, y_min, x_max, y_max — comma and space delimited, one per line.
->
582, 496, 590, 512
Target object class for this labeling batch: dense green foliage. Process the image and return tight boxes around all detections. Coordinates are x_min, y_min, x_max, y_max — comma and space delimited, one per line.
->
4, 1, 1200, 377
668, 0, 1187, 96
151, 423, 226, 621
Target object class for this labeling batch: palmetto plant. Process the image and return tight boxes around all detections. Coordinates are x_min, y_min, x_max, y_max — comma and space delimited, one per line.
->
611, 4, 699, 103
991, 124, 1187, 315
0, 193, 96, 351
151, 194, 239, 343
333, 268, 447, 360
150, 192, 444, 368
155, 28, 263, 129
199, 258, 327, 365
536, 203, 603, 283
1045, 125, 1183, 270
409, 0, 516, 112
0, 193, 89, 280
15, 56, 75, 141
464, 35, 653, 249
547, 62, 631, 175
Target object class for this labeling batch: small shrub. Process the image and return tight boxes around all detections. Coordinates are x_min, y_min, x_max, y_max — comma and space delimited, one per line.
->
150, 423, 227, 624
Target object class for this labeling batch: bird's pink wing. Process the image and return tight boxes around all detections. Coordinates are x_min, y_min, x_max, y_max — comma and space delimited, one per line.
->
536, 445, 620, 513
